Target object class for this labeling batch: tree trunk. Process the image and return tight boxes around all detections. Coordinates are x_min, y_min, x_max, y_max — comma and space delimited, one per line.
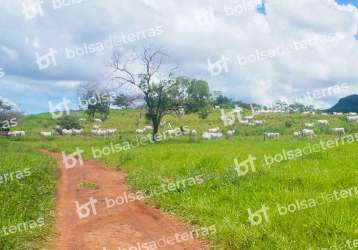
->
152, 118, 160, 141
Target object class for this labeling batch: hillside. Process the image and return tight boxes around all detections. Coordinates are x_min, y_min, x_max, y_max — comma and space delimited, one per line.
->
327, 94, 358, 112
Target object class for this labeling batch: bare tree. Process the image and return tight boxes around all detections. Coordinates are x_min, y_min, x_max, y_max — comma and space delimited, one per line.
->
77, 81, 112, 121
110, 47, 185, 140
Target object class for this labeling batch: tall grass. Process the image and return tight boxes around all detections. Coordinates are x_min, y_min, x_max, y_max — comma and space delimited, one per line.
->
0, 139, 57, 249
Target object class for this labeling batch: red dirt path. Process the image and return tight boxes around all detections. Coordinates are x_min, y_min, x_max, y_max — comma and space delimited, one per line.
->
41, 150, 208, 250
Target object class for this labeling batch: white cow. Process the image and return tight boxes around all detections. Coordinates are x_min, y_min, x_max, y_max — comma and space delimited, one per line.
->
93, 125, 101, 130
167, 128, 182, 137
136, 129, 145, 134
239, 120, 249, 125
202, 132, 223, 140
255, 120, 265, 125
191, 129, 197, 135
227, 130, 235, 136
264, 132, 280, 140
347, 116, 358, 123
62, 129, 73, 136
332, 128, 345, 136
72, 129, 84, 136
333, 112, 343, 116
318, 120, 329, 126
40, 131, 53, 137
8, 131, 26, 137
302, 129, 316, 138
144, 126, 153, 131
349, 112, 357, 116
94, 118, 102, 123
107, 128, 117, 135
99, 129, 109, 137
293, 131, 302, 138
202, 132, 212, 140
208, 128, 220, 133
79, 118, 87, 122
304, 123, 314, 129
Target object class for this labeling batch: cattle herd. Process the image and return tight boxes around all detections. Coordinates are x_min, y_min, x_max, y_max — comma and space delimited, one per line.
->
4, 111, 358, 140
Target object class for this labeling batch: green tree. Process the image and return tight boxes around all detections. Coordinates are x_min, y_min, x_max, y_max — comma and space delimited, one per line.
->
183, 78, 211, 113
78, 82, 111, 121
214, 95, 232, 107
57, 115, 81, 130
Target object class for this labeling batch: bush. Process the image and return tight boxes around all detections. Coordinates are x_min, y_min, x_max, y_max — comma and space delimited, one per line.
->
285, 121, 294, 128
57, 115, 81, 129
198, 109, 209, 119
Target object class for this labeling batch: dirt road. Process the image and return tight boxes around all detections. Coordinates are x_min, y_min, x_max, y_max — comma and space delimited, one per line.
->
41, 150, 208, 250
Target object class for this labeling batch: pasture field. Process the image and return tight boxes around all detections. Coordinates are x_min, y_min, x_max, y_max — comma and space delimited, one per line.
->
5, 109, 358, 249
0, 139, 57, 249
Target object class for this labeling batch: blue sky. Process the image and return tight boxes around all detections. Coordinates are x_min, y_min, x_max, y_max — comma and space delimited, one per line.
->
336, 0, 358, 6
1, 0, 358, 114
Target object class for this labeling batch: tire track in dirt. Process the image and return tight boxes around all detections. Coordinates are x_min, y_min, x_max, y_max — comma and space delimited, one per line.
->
41, 150, 209, 250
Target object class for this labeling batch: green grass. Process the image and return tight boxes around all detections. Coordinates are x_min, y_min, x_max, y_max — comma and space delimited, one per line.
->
0, 139, 57, 249
5, 109, 358, 249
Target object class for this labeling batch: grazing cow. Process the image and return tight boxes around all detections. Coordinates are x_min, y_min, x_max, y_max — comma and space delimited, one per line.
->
304, 123, 314, 129
93, 125, 101, 130
167, 128, 182, 137
91, 129, 108, 137
321, 113, 329, 116
239, 120, 249, 125
208, 128, 220, 133
211, 132, 223, 139
318, 120, 329, 126
202, 132, 223, 139
332, 128, 345, 136
97, 129, 108, 137
94, 118, 102, 123
333, 112, 343, 116
347, 116, 358, 123
180, 126, 190, 135
79, 118, 87, 122
264, 132, 280, 140
107, 128, 117, 135
349, 112, 357, 116
72, 129, 84, 136
8, 131, 26, 137
302, 129, 316, 138
202, 132, 212, 140
214, 105, 220, 109
255, 120, 265, 125
136, 129, 145, 134
227, 130, 235, 136
293, 131, 302, 138
62, 129, 73, 136
144, 126, 153, 131
40, 131, 53, 137
191, 129, 197, 135
302, 112, 310, 115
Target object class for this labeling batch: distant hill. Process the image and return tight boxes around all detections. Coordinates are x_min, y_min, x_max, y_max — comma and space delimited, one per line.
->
327, 95, 358, 113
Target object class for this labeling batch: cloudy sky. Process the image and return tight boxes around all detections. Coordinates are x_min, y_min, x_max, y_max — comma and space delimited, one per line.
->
0, 0, 358, 114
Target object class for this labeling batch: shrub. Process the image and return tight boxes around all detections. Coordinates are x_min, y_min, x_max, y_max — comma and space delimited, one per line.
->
57, 115, 81, 129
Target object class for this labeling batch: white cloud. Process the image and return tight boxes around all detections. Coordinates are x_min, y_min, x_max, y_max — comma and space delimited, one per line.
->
0, 0, 357, 112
